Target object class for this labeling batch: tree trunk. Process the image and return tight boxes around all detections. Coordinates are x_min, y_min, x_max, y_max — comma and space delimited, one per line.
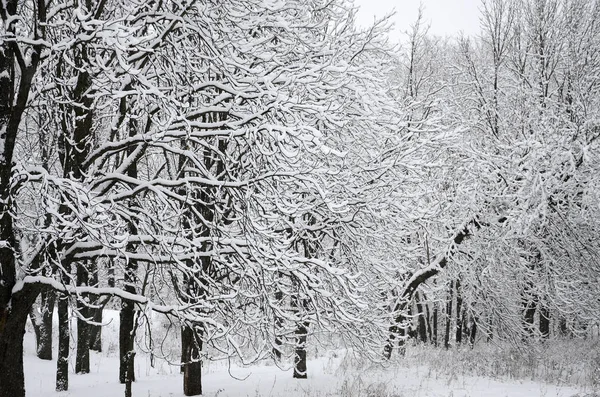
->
0, 289, 39, 397
89, 306, 102, 352
424, 294, 433, 343
0, 3, 45, 396
455, 280, 463, 345
120, 92, 139, 385
76, 263, 90, 374
539, 305, 550, 339
182, 325, 202, 396
523, 297, 536, 336
384, 301, 408, 359
273, 289, 283, 360
406, 304, 417, 340
119, 298, 136, 384
293, 319, 309, 379
56, 293, 70, 391
416, 293, 428, 343
469, 317, 477, 347
30, 289, 56, 360
432, 301, 439, 347
444, 280, 454, 349
181, 326, 191, 374
88, 260, 102, 352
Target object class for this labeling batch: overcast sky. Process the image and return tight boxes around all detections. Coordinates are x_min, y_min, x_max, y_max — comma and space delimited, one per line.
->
353, 0, 482, 40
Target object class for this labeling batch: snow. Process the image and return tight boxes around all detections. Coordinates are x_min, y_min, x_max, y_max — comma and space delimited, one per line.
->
22, 310, 585, 397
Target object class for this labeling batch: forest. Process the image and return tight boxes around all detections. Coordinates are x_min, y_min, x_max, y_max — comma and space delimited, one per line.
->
1, 0, 599, 396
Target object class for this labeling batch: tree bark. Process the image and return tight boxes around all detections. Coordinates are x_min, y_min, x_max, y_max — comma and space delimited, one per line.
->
0, 288, 39, 397
88, 261, 102, 352
523, 295, 536, 336
56, 293, 70, 391
292, 284, 309, 379
273, 288, 284, 360
444, 280, 454, 349
89, 304, 103, 352
455, 280, 463, 345
182, 325, 202, 396
416, 292, 428, 343
29, 289, 56, 360
539, 305, 550, 339
119, 297, 136, 384
120, 100, 139, 385
432, 301, 439, 347
76, 263, 91, 374
468, 317, 477, 347
293, 318, 309, 379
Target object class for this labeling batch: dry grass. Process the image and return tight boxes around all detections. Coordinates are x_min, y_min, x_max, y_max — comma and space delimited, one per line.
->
395, 339, 600, 389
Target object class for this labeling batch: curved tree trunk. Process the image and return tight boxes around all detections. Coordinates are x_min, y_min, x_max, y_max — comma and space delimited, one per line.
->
384, 218, 484, 359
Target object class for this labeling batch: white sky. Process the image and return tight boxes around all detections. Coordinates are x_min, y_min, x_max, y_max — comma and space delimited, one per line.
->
353, 0, 482, 41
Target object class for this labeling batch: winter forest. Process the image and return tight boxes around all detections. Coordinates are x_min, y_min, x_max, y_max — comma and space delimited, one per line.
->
1, 0, 600, 396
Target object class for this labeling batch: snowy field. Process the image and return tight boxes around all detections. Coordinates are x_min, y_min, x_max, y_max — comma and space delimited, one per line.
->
21, 311, 595, 397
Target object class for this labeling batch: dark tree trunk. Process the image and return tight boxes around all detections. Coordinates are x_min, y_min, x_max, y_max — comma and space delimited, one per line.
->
0, 2, 45, 396
76, 263, 90, 374
424, 293, 433, 343
384, 302, 408, 359
291, 282, 310, 379
384, 323, 399, 360
0, 289, 39, 397
539, 305, 550, 339
88, 261, 100, 352
469, 318, 477, 346
119, 297, 136, 384
444, 280, 454, 349
273, 289, 283, 360
56, 260, 72, 391
108, 258, 116, 288
293, 319, 309, 379
123, 348, 136, 397
523, 297, 536, 336
182, 325, 202, 396
56, 293, 70, 391
455, 280, 463, 345
416, 297, 428, 343
88, 262, 102, 352
181, 326, 191, 374
432, 301, 439, 347
120, 89, 139, 386
30, 289, 56, 360
406, 304, 417, 340
89, 305, 102, 352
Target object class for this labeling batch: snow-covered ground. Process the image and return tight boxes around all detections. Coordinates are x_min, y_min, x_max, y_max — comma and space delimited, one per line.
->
23, 310, 590, 397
